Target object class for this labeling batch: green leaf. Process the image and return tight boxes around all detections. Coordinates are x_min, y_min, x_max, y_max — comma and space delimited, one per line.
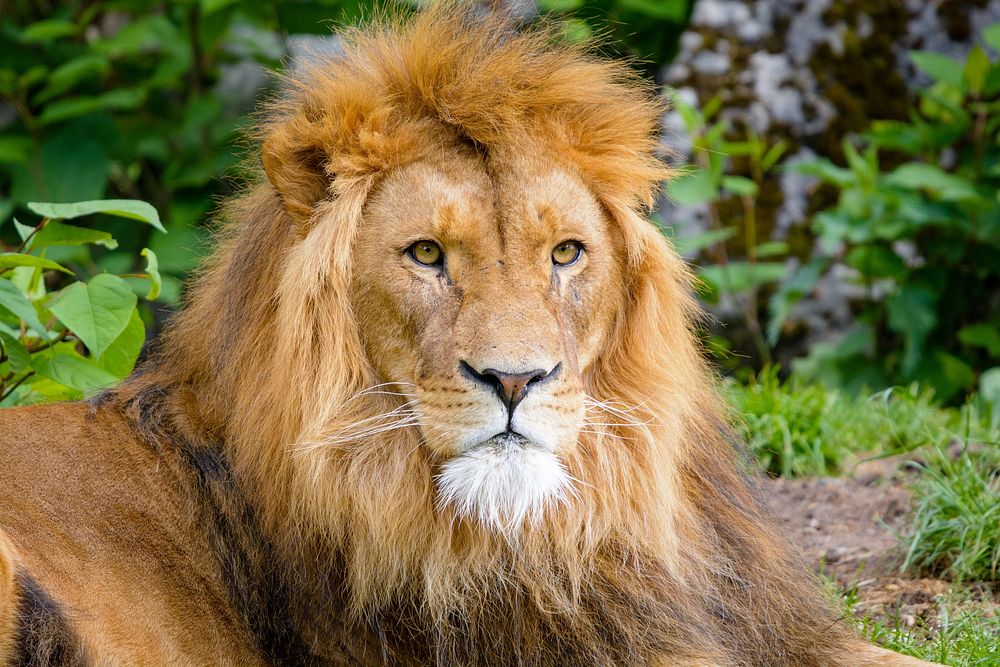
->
0, 253, 71, 274
670, 227, 737, 256
95, 308, 144, 379
958, 324, 1000, 357
887, 286, 938, 376
618, 0, 689, 21
754, 241, 789, 258
48, 274, 137, 358
33, 55, 111, 104
538, 0, 583, 9
21, 19, 78, 42
767, 259, 826, 345
0, 330, 30, 373
37, 88, 145, 126
980, 367, 1000, 424
32, 353, 119, 394
698, 262, 787, 295
964, 45, 990, 95
790, 159, 855, 188
885, 163, 979, 201
910, 51, 965, 89
667, 170, 719, 205
9, 122, 109, 204
29, 221, 118, 250
845, 245, 907, 279
722, 175, 758, 197
28, 200, 165, 232
983, 23, 1000, 52
141, 248, 161, 301
0, 280, 46, 333
0, 136, 34, 164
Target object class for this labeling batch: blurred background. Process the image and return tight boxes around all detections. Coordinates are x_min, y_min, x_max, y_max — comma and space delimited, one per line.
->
0, 2, 998, 660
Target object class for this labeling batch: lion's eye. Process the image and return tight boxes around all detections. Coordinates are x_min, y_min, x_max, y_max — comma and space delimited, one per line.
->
407, 240, 443, 267
551, 241, 583, 267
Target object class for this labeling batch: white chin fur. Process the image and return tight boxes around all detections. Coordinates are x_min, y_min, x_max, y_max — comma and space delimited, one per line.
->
436, 441, 573, 533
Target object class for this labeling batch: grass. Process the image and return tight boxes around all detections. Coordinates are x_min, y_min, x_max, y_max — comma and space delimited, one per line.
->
724, 367, 952, 477
834, 581, 1000, 666
732, 369, 999, 662
902, 444, 1000, 583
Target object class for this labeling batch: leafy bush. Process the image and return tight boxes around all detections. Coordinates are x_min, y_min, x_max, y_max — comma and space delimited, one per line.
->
0, 0, 390, 305
0, 199, 161, 406
777, 29, 1000, 403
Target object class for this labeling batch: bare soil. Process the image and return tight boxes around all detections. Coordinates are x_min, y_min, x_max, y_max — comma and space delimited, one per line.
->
758, 457, 997, 627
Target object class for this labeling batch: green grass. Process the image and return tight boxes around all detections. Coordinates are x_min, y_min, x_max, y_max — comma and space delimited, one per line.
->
724, 367, 953, 477
834, 582, 1000, 666
902, 445, 1000, 583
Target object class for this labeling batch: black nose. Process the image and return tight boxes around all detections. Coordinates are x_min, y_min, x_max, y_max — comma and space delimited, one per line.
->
459, 361, 561, 414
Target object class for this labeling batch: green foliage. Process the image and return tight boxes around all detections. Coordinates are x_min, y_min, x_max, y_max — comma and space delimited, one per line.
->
661, 91, 789, 368
903, 439, 1000, 583
780, 31, 1000, 403
725, 367, 951, 477
0, 199, 162, 405
0, 0, 387, 306
537, 0, 694, 76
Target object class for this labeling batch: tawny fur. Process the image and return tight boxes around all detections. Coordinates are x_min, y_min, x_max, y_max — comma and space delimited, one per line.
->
0, 6, 935, 666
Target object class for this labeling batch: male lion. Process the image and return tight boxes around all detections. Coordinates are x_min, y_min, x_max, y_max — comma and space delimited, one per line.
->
0, 7, 936, 666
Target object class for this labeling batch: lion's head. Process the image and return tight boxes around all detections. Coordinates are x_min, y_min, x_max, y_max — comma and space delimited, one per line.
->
112, 7, 849, 664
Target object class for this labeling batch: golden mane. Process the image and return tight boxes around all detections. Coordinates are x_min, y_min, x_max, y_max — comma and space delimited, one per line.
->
107, 6, 857, 664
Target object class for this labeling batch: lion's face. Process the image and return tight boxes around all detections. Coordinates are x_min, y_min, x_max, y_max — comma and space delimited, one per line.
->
351, 151, 626, 530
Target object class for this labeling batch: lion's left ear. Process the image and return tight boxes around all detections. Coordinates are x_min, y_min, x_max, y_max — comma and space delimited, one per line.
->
261, 122, 333, 227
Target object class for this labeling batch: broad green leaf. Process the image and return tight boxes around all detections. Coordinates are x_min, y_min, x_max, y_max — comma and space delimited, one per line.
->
958, 324, 1000, 357
618, 0, 689, 20
0, 330, 30, 373
0, 136, 34, 164
910, 51, 965, 89
21, 19, 78, 42
32, 353, 119, 394
0, 253, 71, 274
0, 280, 46, 333
910, 351, 975, 402
754, 241, 789, 258
9, 123, 109, 204
30, 221, 118, 250
667, 170, 719, 205
48, 274, 137, 358
28, 200, 165, 232
887, 286, 938, 376
790, 159, 855, 188
670, 227, 737, 256
33, 55, 111, 104
964, 45, 990, 95
698, 262, 787, 295
722, 175, 758, 197
538, 0, 583, 9
983, 23, 1000, 52
980, 367, 1000, 425
141, 248, 161, 301
885, 163, 979, 201
95, 308, 144, 379
37, 88, 145, 126
845, 245, 907, 279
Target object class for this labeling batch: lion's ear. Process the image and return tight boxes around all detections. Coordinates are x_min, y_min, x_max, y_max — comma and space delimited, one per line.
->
261, 128, 332, 226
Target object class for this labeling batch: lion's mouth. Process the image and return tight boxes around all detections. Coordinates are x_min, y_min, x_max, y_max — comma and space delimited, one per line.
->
435, 432, 573, 532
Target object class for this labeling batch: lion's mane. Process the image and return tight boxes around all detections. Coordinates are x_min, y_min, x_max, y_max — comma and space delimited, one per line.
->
109, 7, 848, 665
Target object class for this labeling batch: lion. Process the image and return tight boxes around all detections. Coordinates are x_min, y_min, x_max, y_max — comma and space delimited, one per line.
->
0, 7, 936, 666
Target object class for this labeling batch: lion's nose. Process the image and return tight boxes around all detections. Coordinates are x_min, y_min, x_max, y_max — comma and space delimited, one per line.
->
459, 361, 561, 414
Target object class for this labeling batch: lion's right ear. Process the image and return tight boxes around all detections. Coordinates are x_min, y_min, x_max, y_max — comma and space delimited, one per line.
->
261, 127, 332, 227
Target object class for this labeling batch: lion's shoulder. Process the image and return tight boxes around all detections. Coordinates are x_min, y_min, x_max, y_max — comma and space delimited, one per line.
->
0, 402, 263, 665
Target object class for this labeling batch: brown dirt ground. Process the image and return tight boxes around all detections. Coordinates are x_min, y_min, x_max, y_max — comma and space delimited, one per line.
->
759, 456, 998, 628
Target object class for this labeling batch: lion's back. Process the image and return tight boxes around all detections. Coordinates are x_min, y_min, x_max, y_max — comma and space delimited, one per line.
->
0, 402, 263, 665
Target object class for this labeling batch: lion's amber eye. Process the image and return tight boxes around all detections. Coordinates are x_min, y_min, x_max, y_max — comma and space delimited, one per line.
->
551, 241, 583, 267
407, 240, 443, 267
